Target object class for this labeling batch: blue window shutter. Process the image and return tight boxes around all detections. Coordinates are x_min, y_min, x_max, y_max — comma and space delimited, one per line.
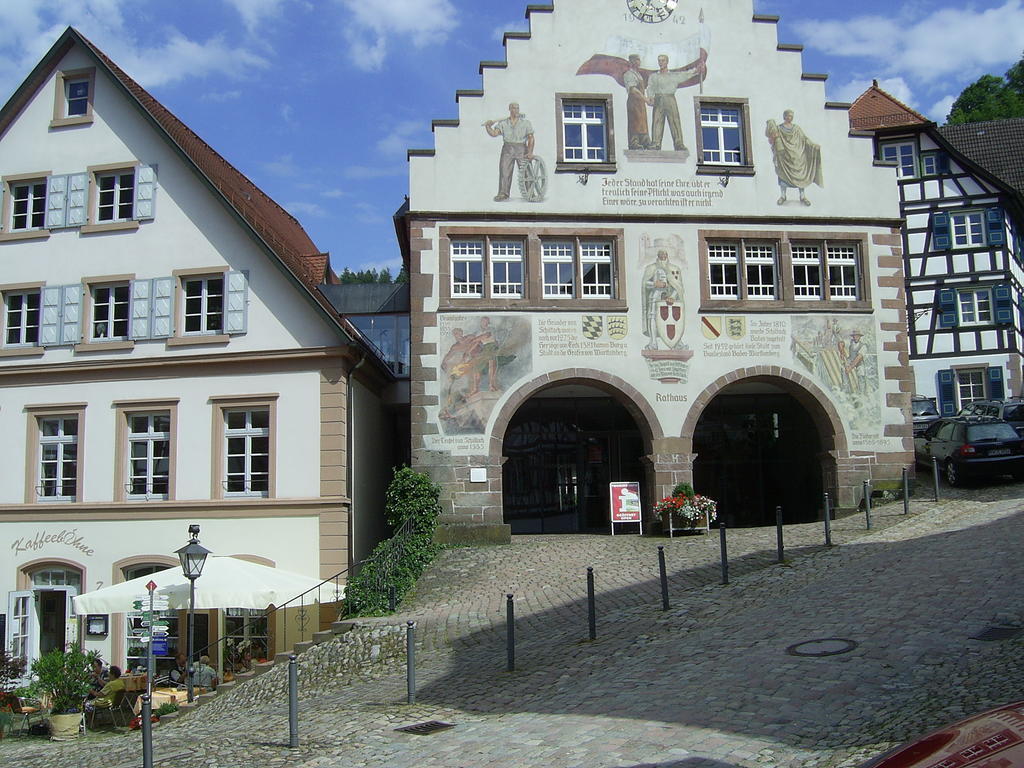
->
986, 207, 1005, 245
40, 286, 62, 345
225, 271, 248, 334
65, 173, 87, 226
993, 283, 1013, 324
938, 288, 958, 327
45, 175, 68, 229
134, 165, 156, 220
937, 369, 957, 416
60, 284, 81, 345
150, 277, 174, 338
937, 152, 950, 174
129, 279, 152, 339
987, 366, 1005, 400
932, 211, 951, 249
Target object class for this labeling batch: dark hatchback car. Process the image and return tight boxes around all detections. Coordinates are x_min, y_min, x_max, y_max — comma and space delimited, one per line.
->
911, 396, 940, 436
915, 416, 1024, 486
958, 397, 1024, 436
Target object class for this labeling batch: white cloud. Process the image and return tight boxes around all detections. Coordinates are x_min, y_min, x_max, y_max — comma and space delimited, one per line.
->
352, 201, 387, 224
280, 103, 295, 125
222, 0, 291, 34
201, 89, 242, 102
284, 200, 327, 218
376, 120, 424, 156
262, 154, 301, 177
795, 1, 1024, 86
831, 76, 916, 108
344, 165, 406, 180
927, 94, 957, 123
355, 255, 403, 274
337, 0, 458, 71
112, 31, 268, 88
491, 18, 529, 43
321, 188, 346, 198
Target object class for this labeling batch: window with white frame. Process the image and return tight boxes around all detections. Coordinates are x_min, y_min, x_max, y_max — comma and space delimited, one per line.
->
542, 241, 577, 297
826, 244, 860, 299
96, 170, 136, 223
127, 413, 170, 499
38, 416, 78, 501
957, 368, 987, 407
451, 240, 484, 297
706, 242, 777, 299
958, 288, 993, 326
561, 102, 608, 162
65, 79, 90, 118
489, 240, 524, 298
183, 276, 224, 334
580, 241, 614, 297
5, 290, 40, 346
791, 245, 822, 299
10, 180, 47, 231
224, 409, 270, 496
90, 283, 130, 341
700, 106, 744, 165
950, 211, 985, 246
880, 141, 917, 178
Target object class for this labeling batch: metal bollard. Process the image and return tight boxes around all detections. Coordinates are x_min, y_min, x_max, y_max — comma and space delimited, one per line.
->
823, 492, 833, 546
902, 466, 910, 515
719, 521, 729, 585
586, 567, 597, 640
863, 480, 872, 530
658, 546, 669, 610
288, 654, 298, 748
406, 621, 416, 704
775, 505, 784, 563
141, 693, 153, 768
932, 457, 940, 500
506, 593, 515, 672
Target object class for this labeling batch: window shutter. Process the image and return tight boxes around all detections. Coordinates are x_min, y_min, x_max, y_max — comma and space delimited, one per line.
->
40, 286, 62, 345
151, 277, 174, 338
932, 211, 950, 250
65, 173, 88, 226
46, 175, 68, 229
986, 207, 1005, 246
987, 366, 1005, 400
134, 165, 156, 220
225, 271, 248, 334
129, 279, 152, 339
60, 284, 81, 345
993, 283, 1013, 324
937, 153, 950, 174
937, 369, 957, 416
938, 288, 958, 327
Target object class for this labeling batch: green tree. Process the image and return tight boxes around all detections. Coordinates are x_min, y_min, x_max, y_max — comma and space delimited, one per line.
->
947, 53, 1024, 124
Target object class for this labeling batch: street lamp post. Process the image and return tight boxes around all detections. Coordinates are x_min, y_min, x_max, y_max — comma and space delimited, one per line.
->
175, 524, 210, 704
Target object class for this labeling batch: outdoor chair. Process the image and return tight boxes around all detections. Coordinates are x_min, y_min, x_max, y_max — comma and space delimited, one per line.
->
86, 688, 133, 729
6, 695, 44, 735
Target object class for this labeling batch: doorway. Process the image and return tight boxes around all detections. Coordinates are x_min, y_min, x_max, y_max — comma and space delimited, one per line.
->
502, 386, 645, 533
693, 386, 825, 527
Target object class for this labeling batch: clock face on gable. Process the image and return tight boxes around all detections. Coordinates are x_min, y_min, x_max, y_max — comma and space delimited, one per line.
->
626, 0, 678, 23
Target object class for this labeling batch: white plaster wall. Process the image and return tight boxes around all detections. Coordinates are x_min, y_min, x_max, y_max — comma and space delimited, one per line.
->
912, 355, 1011, 401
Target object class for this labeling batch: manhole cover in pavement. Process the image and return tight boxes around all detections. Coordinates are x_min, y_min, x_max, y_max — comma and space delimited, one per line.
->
395, 720, 455, 735
786, 637, 859, 657
971, 626, 1024, 642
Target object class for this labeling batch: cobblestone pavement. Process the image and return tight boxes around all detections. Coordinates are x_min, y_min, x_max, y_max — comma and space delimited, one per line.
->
5, 478, 1024, 768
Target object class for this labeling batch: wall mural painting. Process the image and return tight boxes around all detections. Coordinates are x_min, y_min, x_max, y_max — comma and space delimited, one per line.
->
577, 11, 709, 162
765, 110, 823, 206
439, 315, 532, 435
791, 317, 879, 431
483, 102, 547, 203
639, 233, 693, 383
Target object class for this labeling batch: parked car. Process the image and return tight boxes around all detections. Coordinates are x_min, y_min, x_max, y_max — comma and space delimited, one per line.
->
914, 416, 1024, 486
910, 396, 940, 436
958, 397, 1024, 436
860, 699, 1024, 767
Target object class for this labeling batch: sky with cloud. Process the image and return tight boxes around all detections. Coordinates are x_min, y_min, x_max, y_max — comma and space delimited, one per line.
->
1, 0, 1022, 273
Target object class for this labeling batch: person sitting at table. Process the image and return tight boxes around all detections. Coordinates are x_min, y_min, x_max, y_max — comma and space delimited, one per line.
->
88, 657, 108, 693
168, 652, 189, 688
192, 655, 219, 691
85, 666, 125, 712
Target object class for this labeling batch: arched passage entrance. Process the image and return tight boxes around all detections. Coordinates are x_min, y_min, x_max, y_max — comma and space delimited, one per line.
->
688, 373, 844, 528
500, 381, 654, 534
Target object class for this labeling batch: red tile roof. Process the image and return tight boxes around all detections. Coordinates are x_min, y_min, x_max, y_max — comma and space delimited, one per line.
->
848, 80, 928, 131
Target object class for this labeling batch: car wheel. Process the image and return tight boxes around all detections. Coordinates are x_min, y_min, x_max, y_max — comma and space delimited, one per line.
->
946, 460, 960, 487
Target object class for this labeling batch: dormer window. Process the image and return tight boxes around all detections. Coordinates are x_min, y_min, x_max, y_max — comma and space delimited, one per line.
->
51, 68, 95, 127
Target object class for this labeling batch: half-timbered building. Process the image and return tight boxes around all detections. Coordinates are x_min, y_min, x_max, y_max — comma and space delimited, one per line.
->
850, 85, 1024, 414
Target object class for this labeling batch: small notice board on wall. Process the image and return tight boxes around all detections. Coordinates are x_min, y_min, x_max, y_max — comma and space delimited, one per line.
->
609, 482, 642, 535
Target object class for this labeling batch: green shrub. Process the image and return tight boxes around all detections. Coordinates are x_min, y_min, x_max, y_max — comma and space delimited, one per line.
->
154, 702, 179, 716
671, 482, 695, 498
30, 647, 98, 713
345, 466, 441, 616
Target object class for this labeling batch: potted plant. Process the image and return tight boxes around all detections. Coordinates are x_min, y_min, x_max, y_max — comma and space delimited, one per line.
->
0, 647, 26, 739
655, 482, 718, 534
30, 647, 98, 740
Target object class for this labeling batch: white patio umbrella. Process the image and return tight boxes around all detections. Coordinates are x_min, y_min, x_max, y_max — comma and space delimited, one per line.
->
72, 556, 340, 614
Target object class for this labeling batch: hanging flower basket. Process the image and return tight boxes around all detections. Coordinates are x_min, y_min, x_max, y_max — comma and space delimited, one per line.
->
654, 487, 717, 535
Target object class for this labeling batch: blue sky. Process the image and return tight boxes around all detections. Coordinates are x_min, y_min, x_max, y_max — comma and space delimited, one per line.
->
2, 0, 1023, 274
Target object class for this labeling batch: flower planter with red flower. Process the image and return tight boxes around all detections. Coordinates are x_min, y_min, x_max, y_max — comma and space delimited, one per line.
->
654, 484, 718, 537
